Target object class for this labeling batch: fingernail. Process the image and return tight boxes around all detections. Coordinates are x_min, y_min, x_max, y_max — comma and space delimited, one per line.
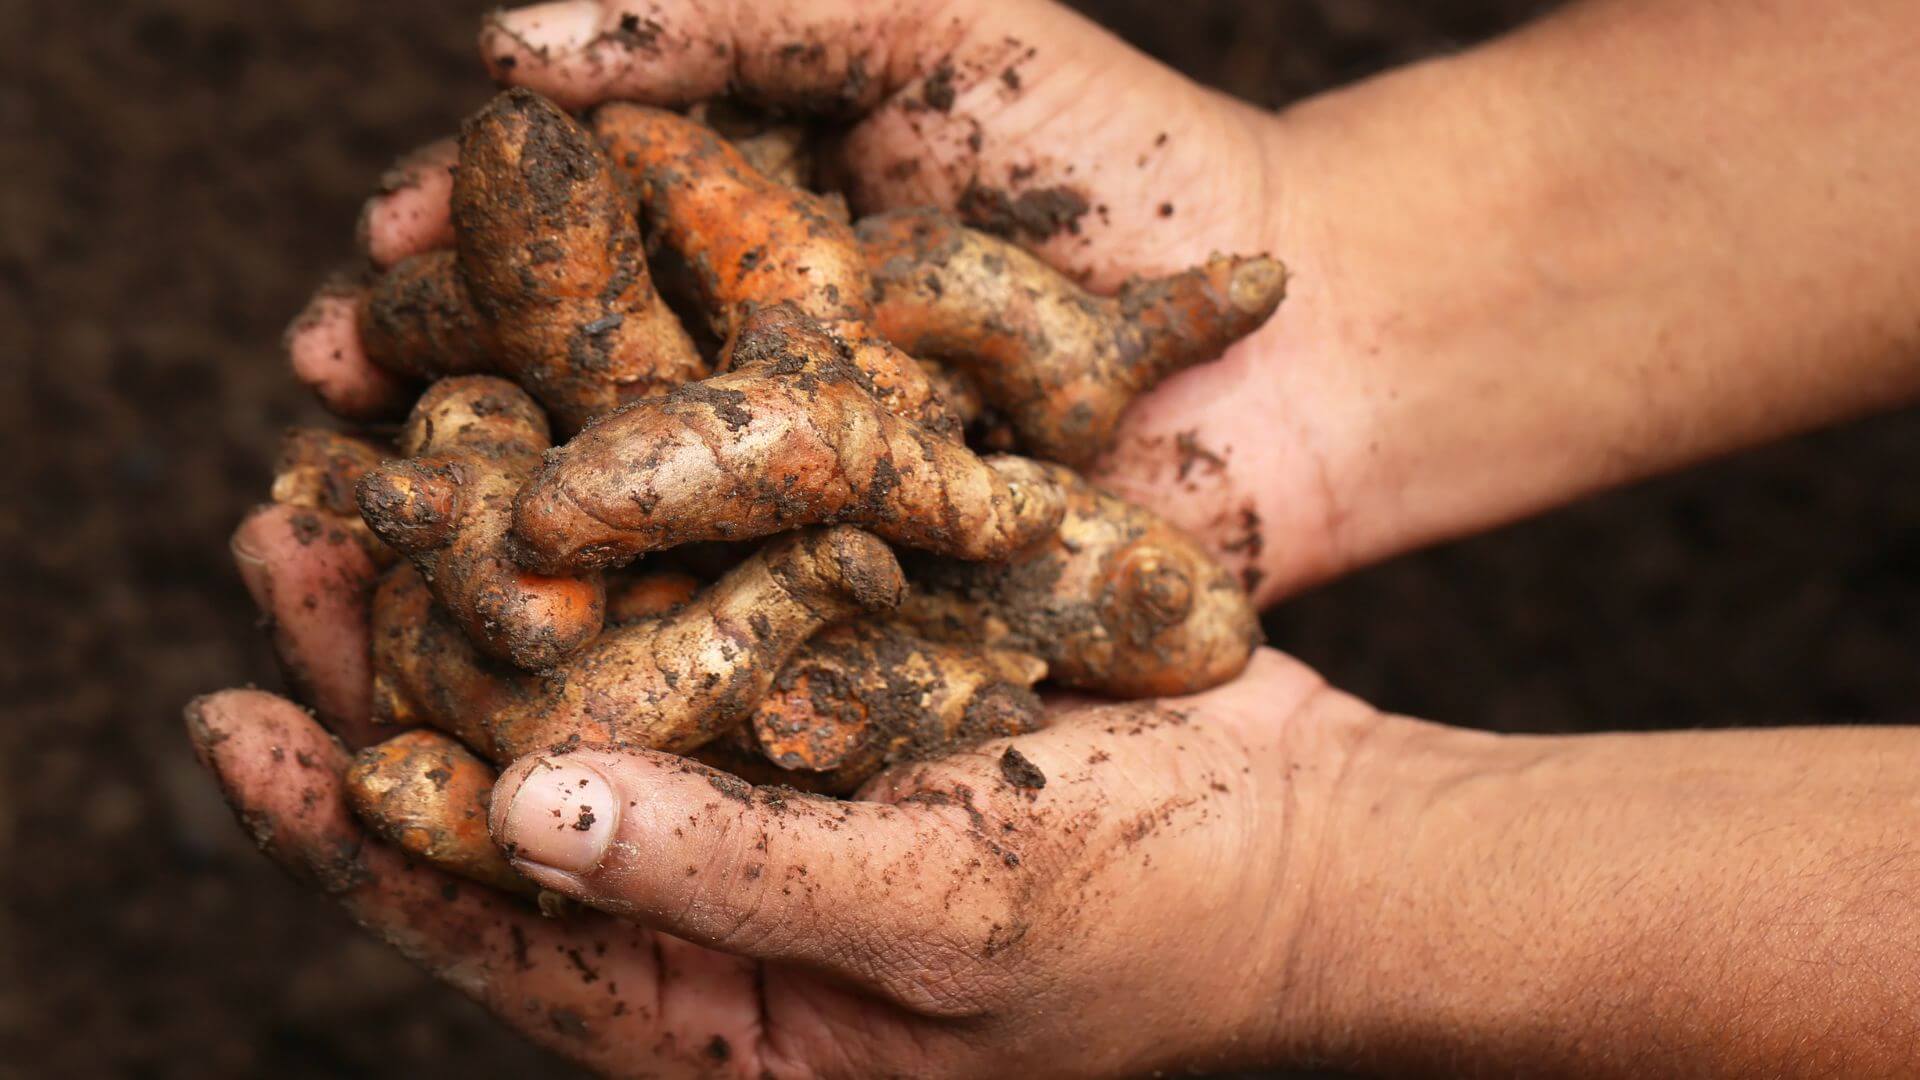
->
231, 523, 271, 611
487, 1, 604, 56
498, 758, 617, 874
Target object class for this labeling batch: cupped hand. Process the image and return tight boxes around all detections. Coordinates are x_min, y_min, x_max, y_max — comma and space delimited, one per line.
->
292, 0, 1338, 602
194, 507, 1369, 1076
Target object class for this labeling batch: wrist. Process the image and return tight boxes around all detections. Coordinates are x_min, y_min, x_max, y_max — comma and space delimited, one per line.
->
1251, 46, 1586, 590
1267, 701, 1533, 1071
1187, 663, 1513, 1069
1094, 48, 1575, 605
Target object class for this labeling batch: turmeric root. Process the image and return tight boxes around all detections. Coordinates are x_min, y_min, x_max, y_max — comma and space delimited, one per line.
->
375, 525, 906, 762
593, 103, 956, 435
359, 90, 704, 432
896, 463, 1260, 698
604, 568, 702, 622
859, 207, 1287, 467
748, 622, 1046, 795
357, 250, 493, 381
368, 563, 515, 755
356, 376, 605, 671
271, 427, 393, 565
510, 304, 1066, 573
345, 729, 535, 897
686, 101, 815, 189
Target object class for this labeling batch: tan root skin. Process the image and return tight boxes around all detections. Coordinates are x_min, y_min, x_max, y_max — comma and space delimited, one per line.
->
356, 376, 605, 672
897, 463, 1260, 698
345, 729, 535, 897
374, 526, 906, 762
360, 89, 704, 433
859, 207, 1287, 467
271, 427, 393, 566
510, 304, 1066, 574
593, 102, 956, 436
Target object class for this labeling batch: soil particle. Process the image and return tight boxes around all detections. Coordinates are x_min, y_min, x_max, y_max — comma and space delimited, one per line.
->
704, 769, 753, 805
547, 1007, 589, 1040
289, 512, 324, 545
571, 805, 596, 831
1174, 430, 1227, 481
613, 13, 662, 49
955, 181, 1090, 242
509, 925, 533, 972
921, 59, 959, 112
998, 747, 1046, 790
1222, 506, 1264, 559
671, 381, 752, 432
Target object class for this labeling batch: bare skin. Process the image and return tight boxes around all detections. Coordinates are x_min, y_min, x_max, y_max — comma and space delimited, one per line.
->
218, 0, 1920, 1075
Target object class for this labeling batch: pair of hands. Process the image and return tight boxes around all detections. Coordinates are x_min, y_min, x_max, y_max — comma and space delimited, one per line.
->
199, 0, 1920, 1075
200, 0, 1365, 1075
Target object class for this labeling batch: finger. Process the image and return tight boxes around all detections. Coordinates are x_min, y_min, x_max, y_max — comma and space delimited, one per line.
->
232, 503, 383, 748
480, 0, 1262, 288
491, 746, 1007, 1000
284, 279, 413, 421
186, 689, 762, 1076
478, 0, 914, 113
357, 138, 458, 269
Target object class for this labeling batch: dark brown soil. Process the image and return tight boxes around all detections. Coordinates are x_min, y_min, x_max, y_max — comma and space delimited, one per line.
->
19, 1, 1920, 1077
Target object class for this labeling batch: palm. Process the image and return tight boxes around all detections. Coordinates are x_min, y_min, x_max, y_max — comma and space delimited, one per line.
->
194, 649, 1326, 1076
188, 688, 928, 1076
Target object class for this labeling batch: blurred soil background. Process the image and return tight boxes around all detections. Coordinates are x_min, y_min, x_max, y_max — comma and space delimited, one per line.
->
10, 0, 1920, 1074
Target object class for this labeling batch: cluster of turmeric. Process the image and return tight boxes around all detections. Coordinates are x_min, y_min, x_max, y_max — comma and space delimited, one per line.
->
254, 87, 1282, 898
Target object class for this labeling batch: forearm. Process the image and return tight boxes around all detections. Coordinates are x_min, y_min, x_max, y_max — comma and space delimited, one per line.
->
1105, 0, 1920, 602
1300, 719, 1920, 1075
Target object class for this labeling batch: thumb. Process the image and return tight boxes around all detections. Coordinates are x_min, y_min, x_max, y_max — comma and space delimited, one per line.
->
491, 745, 1011, 1007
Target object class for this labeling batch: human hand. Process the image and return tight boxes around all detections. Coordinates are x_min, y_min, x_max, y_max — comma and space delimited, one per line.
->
195, 505, 1370, 1076
289, 0, 1335, 603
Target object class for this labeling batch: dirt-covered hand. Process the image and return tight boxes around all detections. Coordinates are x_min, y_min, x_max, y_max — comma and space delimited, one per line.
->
289, 0, 1324, 600
199, 487, 1355, 1076
188, 647, 1350, 1078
